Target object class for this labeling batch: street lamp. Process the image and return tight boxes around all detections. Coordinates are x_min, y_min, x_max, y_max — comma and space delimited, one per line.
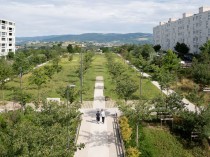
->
80, 49, 83, 104
18, 66, 24, 110
66, 84, 75, 150
139, 66, 143, 99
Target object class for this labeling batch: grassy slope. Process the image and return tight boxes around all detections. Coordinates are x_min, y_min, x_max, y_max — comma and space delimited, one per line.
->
141, 127, 194, 157
114, 54, 161, 100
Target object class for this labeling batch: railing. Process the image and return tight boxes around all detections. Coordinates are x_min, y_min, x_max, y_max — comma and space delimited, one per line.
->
74, 115, 82, 145
114, 113, 126, 157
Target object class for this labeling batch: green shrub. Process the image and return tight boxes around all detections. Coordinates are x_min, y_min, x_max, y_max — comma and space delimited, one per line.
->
119, 116, 132, 142
127, 147, 141, 157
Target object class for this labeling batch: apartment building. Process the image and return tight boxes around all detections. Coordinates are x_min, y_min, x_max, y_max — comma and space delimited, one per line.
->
153, 6, 210, 54
0, 19, 15, 56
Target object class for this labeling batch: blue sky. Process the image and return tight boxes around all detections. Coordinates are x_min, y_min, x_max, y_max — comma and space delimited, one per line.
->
1, 0, 210, 37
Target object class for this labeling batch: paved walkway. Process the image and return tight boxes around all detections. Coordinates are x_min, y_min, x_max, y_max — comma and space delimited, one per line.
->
74, 76, 120, 157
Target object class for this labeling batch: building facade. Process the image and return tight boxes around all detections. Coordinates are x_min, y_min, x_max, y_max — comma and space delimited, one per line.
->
153, 7, 210, 54
0, 19, 15, 56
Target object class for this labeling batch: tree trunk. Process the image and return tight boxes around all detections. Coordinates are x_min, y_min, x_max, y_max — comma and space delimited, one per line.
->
136, 123, 139, 147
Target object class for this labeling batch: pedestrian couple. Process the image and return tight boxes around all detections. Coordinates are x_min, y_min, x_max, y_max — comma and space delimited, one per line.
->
96, 109, 106, 124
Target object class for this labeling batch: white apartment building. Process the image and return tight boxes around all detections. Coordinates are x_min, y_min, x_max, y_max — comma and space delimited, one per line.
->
153, 6, 210, 54
0, 19, 15, 56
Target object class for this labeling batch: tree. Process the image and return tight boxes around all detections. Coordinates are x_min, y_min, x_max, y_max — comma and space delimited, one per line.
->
155, 67, 175, 93
165, 93, 186, 115
74, 45, 81, 53
153, 44, 161, 52
140, 44, 156, 61
191, 57, 210, 87
199, 40, 210, 55
67, 44, 74, 53
14, 90, 31, 110
115, 74, 138, 102
0, 102, 83, 156
12, 52, 31, 75
7, 51, 15, 60
174, 42, 190, 57
43, 65, 56, 79
0, 59, 13, 102
29, 68, 48, 102
52, 56, 62, 73
191, 41, 210, 87
118, 100, 152, 147
162, 49, 180, 72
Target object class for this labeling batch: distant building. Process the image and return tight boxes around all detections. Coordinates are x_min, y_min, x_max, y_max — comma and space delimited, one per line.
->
153, 6, 210, 54
0, 19, 15, 56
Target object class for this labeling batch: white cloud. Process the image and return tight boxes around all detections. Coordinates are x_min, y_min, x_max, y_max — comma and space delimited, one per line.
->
0, 0, 210, 36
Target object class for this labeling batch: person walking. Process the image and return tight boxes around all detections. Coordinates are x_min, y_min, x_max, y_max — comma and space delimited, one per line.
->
96, 111, 100, 124
101, 109, 105, 124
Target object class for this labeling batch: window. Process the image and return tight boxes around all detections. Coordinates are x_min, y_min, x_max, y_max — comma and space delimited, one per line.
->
2, 26, 5, 29
9, 44, 12, 46
9, 38, 12, 41
1, 38, 5, 41
9, 33, 12, 36
9, 22, 13, 25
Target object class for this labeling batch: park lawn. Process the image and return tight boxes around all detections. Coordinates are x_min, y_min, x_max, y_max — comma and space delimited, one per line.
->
140, 127, 194, 157
2, 55, 81, 102
1, 53, 161, 103
111, 53, 161, 100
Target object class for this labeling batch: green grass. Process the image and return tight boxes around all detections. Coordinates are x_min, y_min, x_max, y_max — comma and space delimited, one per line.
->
1, 53, 161, 102
140, 127, 194, 157
2, 55, 80, 102
110, 53, 161, 100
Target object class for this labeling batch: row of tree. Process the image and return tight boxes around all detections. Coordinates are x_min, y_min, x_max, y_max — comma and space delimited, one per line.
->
105, 53, 138, 101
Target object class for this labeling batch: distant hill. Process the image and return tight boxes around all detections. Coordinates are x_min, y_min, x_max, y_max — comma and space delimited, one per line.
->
16, 33, 153, 45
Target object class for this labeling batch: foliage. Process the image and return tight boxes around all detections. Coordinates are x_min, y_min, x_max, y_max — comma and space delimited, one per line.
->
191, 55, 210, 87
118, 100, 152, 122
140, 127, 194, 157
154, 67, 175, 91
67, 44, 74, 53
165, 93, 186, 115
100, 47, 109, 53
29, 68, 49, 101
14, 90, 32, 110
75, 51, 94, 80
0, 59, 13, 88
115, 74, 138, 101
7, 51, 15, 60
174, 42, 190, 56
43, 65, 56, 79
119, 116, 132, 142
68, 54, 73, 62
0, 102, 82, 157
52, 56, 62, 73
153, 44, 161, 52
12, 52, 31, 75
162, 49, 180, 72
127, 147, 141, 157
